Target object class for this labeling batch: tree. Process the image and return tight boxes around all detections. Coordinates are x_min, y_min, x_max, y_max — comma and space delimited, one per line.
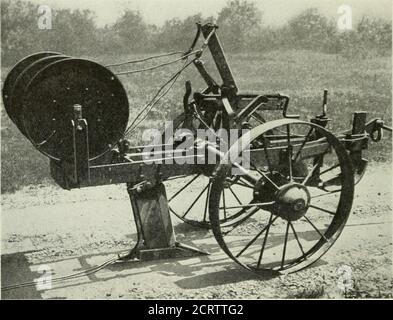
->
156, 14, 215, 51
1, 0, 98, 65
112, 9, 150, 53
216, 0, 262, 52
356, 16, 392, 53
1, 0, 40, 65
288, 8, 336, 51
38, 9, 98, 55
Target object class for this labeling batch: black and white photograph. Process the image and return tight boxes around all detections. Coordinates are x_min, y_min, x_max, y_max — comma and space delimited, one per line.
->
0, 0, 392, 302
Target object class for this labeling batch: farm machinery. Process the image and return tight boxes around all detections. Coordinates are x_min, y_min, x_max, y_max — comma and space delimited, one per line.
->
2, 23, 392, 275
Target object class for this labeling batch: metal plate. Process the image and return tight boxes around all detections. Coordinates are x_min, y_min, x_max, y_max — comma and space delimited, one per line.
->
20, 58, 129, 161
8, 55, 70, 136
2, 52, 61, 122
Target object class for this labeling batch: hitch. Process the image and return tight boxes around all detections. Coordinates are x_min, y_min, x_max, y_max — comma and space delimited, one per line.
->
365, 118, 392, 142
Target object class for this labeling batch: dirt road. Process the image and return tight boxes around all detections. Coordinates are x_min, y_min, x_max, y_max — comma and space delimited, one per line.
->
1, 164, 392, 299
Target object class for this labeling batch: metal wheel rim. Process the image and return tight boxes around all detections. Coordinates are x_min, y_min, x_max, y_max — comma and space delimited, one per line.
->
209, 119, 355, 274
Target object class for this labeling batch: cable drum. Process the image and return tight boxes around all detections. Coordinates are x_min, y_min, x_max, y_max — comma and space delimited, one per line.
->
7, 55, 71, 137
2, 52, 62, 125
18, 58, 130, 161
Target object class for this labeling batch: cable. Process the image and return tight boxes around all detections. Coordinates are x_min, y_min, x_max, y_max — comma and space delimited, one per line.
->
1, 255, 119, 291
96, 56, 196, 159
113, 50, 199, 76
105, 51, 184, 67
123, 61, 189, 136
122, 57, 196, 137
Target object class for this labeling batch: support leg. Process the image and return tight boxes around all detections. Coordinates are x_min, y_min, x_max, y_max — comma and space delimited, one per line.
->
119, 182, 209, 262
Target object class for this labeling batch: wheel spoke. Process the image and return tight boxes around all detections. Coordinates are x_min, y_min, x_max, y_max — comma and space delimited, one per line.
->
236, 216, 279, 258
256, 213, 273, 268
235, 180, 254, 189
233, 162, 258, 186
281, 222, 290, 269
222, 206, 260, 236
229, 186, 243, 205
289, 221, 305, 255
222, 189, 227, 219
286, 124, 293, 181
181, 183, 209, 218
292, 127, 314, 163
319, 163, 340, 176
261, 133, 274, 175
311, 189, 341, 199
219, 201, 274, 210
303, 216, 328, 242
203, 183, 211, 222
309, 204, 336, 215
302, 163, 319, 185
169, 174, 200, 202
251, 164, 279, 190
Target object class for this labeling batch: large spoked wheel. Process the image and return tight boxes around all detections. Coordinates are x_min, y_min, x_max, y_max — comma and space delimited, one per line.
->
209, 119, 355, 274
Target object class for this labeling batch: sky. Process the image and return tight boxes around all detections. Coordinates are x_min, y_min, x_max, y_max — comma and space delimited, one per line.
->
29, 0, 392, 27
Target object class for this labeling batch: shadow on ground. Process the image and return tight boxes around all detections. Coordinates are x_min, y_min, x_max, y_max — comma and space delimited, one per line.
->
1, 223, 329, 299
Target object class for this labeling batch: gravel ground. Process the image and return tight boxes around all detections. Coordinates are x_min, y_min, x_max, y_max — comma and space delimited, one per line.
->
1, 164, 392, 299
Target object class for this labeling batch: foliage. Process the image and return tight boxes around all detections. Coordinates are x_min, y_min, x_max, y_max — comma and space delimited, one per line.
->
1, 0, 99, 65
216, 0, 262, 52
1, 0, 392, 66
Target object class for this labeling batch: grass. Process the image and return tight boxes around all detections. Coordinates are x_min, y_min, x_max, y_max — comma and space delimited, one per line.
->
1, 50, 391, 193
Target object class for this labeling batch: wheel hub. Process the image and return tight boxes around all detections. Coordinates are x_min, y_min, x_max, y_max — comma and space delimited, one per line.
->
273, 183, 311, 221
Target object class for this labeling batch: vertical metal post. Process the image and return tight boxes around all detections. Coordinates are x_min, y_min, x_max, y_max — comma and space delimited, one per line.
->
72, 104, 90, 185
349, 112, 368, 171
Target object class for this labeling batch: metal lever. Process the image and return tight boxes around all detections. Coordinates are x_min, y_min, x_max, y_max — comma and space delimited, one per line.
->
322, 89, 328, 117
281, 95, 299, 119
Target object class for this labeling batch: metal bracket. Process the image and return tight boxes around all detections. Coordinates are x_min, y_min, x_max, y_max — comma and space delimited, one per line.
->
118, 182, 209, 262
